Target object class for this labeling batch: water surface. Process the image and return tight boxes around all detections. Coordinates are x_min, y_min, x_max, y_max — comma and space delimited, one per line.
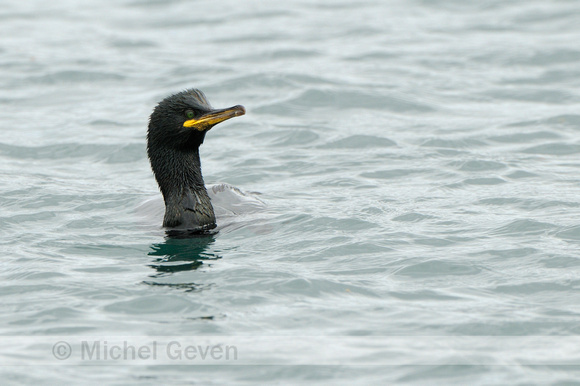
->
2, 0, 580, 384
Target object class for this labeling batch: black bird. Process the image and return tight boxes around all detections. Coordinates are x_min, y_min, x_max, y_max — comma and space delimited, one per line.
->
147, 89, 245, 233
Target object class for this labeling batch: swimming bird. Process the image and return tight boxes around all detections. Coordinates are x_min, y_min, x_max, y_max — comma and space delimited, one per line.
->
147, 89, 245, 234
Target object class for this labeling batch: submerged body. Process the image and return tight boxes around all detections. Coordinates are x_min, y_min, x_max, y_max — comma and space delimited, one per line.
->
137, 183, 266, 232
147, 89, 245, 233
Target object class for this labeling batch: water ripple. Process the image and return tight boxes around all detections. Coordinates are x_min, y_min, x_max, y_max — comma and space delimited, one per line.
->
2, 0, 580, 383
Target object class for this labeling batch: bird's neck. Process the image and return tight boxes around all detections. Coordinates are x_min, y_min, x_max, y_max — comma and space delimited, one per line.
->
153, 147, 216, 229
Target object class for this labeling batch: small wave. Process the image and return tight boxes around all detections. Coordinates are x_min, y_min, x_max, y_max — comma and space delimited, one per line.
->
361, 168, 429, 180
448, 160, 506, 172
490, 219, 558, 236
256, 88, 435, 115
488, 131, 560, 143
26, 70, 125, 85
0, 142, 144, 162
319, 135, 396, 149
395, 260, 481, 277
522, 143, 580, 155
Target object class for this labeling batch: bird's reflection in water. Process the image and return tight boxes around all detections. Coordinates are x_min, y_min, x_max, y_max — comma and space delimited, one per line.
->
145, 234, 220, 291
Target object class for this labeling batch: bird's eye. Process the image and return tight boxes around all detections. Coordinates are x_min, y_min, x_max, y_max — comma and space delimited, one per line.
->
185, 110, 195, 119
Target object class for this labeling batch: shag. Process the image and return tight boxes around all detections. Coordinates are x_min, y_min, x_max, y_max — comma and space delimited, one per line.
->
147, 89, 245, 233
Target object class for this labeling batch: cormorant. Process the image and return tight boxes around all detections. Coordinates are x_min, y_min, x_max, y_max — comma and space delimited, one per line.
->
147, 89, 245, 234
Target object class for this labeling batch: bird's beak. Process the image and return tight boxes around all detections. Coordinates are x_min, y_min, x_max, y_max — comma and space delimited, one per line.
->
183, 105, 246, 131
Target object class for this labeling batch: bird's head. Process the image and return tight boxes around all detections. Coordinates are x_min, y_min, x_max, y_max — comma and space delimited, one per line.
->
147, 89, 245, 151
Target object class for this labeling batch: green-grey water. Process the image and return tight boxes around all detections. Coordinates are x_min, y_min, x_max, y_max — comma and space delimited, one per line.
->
2, 0, 580, 384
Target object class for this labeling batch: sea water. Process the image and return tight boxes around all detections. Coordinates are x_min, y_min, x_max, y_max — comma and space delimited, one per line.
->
1, 0, 580, 384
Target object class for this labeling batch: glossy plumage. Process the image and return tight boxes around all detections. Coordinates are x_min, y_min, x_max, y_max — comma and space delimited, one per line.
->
147, 89, 245, 233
